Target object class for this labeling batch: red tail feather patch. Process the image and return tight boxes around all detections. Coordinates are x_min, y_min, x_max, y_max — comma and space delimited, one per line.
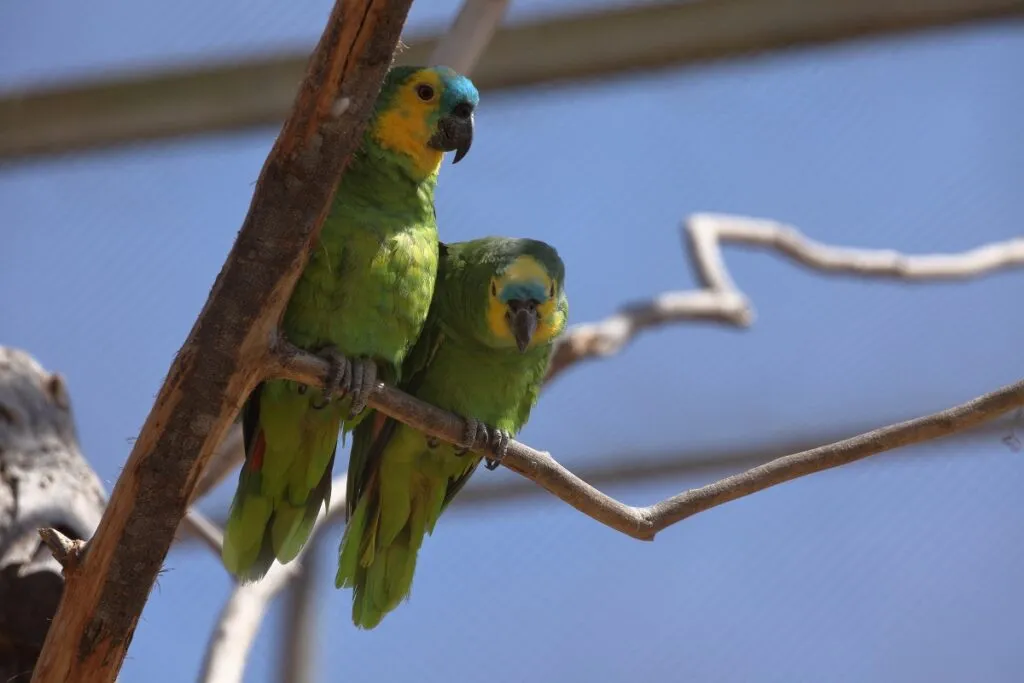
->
372, 412, 387, 441
249, 431, 266, 472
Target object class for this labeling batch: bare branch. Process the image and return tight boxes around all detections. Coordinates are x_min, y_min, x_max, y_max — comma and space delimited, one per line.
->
177, 509, 224, 557
197, 476, 346, 683
36, 529, 85, 572
30, 3, 415, 681
272, 343, 1024, 541
546, 213, 1024, 382
277, 556, 319, 683
199, 562, 297, 683
193, 426, 244, 500
688, 212, 1024, 285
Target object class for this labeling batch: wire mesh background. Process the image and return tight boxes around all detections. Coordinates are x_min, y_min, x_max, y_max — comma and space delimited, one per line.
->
2, 1, 1024, 681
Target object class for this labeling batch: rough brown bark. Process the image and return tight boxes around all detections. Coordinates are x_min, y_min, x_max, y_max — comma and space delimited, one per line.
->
0, 348, 106, 683
29, 2, 414, 681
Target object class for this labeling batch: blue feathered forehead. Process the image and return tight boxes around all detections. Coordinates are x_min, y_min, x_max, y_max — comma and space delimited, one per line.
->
434, 66, 480, 111
498, 281, 550, 303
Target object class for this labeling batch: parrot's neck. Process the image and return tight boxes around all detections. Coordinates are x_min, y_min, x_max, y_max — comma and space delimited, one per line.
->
359, 136, 441, 189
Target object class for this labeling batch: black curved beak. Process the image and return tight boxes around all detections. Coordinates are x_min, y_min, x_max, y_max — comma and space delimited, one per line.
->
429, 104, 474, 164
506, 300, 539, 353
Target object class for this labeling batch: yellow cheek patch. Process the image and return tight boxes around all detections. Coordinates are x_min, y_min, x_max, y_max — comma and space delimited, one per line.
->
486, 292, 511, 343
485, 255, 563, 349
532, 297, 563, 346
370, 70, 444, 178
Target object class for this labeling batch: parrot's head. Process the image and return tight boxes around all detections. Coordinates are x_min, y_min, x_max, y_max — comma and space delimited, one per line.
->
370, 65, 479, 180
477, 238, 568, 354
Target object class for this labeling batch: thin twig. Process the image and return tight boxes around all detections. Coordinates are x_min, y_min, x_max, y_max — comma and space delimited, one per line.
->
36, 529, 84, 572
547, 213, 1024, 382
197, 476, 346, 683
177, 509, 224, 557
277, 555, 319, 683
194, 427, 244, 500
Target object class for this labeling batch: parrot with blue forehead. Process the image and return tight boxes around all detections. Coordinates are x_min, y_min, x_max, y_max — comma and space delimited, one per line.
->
336, 236, 569, 628
221, 65, 481, 582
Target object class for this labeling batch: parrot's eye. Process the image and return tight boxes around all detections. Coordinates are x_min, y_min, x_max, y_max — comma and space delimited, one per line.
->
415, 84, 435, 101
490, 281, 497, 297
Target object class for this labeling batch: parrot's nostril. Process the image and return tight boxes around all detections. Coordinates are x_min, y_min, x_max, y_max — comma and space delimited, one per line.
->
452, 102, 473, 119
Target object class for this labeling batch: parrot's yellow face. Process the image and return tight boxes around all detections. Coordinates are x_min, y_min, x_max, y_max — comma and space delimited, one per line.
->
371, 66, 478, 180
486, 255, 565, 352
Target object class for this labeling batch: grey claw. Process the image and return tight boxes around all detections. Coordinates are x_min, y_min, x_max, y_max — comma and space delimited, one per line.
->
456, 417, 481, 456
346, 358, 378, 419
312, 348, 349, 410
484, 429, 511, 470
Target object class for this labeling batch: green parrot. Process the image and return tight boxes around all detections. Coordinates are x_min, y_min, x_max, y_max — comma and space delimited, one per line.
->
221, 65, 480, 582
336, 236, 569, 628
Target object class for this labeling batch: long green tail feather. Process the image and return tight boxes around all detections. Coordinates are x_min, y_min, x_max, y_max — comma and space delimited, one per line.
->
222, 380, 347, 582
336, 472, 436, 629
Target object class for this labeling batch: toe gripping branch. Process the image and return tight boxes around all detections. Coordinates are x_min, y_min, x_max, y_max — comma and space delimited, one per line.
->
309, 347, 377, 418
458, 417, 512, 470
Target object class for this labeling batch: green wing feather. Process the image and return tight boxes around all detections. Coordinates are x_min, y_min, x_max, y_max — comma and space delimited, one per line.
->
345, 241, 450, 520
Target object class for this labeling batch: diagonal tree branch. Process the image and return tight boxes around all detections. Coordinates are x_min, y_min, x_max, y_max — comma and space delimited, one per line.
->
30, 2, 415, 682
546, 213, 1024, 382
273, 344, 1024, 541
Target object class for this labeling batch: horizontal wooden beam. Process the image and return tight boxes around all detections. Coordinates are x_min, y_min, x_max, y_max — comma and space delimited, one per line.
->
2, 0, 1022, 161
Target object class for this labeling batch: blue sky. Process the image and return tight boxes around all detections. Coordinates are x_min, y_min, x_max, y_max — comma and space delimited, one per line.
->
3, 2, 1024, 682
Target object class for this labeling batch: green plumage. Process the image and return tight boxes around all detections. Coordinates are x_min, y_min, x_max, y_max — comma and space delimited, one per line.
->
222, 66, 480, 582
336, 237, 569, 628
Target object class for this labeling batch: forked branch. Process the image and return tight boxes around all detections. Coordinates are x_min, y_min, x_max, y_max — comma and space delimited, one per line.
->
546, 213, 1024, 382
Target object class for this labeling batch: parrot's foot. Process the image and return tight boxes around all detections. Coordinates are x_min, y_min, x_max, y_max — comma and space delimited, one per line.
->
457, 417, 512, 470
344, 356, 378, 419
310, 346, 346, 410
309, 349, 377, 415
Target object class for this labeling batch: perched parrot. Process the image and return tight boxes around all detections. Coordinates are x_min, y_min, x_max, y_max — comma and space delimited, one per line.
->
336, 236, 569, 628
221, 65, 480, 582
